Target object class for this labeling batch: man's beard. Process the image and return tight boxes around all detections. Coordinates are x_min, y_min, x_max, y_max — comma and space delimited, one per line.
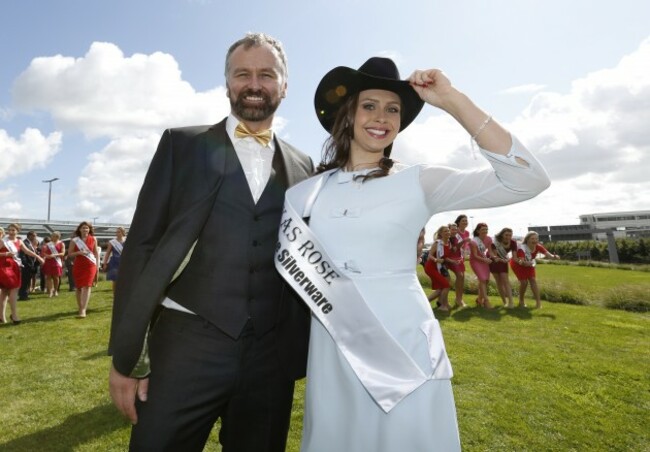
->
231, 89, 280, 122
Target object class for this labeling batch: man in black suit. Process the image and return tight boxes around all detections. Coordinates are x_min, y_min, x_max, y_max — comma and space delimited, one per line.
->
108, 32, 313, 451
18, 231, 39, 300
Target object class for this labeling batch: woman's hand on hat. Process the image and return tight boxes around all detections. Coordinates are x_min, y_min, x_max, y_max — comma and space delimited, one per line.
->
407, 69, 454, 108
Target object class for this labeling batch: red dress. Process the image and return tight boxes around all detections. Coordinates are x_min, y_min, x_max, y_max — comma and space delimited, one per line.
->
446, 235, 465, 273
72, 235, 97, 288
510, 243, 549, 280
42, 241, 64, 277
424, 241, 451, 290
0, 239, 22, 289
489, 239, 517, 274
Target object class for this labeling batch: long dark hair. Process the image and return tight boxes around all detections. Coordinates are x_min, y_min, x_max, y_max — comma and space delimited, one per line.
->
74, 221, 95, 237
316, 93, 393, 182
454, 214, 467, 227
495, 227, 513, 243
473, 222, 488, 237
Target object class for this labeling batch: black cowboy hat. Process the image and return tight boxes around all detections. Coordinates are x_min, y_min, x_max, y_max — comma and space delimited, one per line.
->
314, 57, 424, 133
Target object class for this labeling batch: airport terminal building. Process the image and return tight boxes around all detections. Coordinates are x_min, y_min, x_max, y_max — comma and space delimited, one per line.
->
529, 210, 650, 242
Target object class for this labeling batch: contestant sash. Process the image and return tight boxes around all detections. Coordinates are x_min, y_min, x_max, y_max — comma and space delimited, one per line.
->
521, 244, 536, 267
494, 240, 509, 260
47, 242, 62, 267
473, 236, 487, 255
275, 173, 452, 413
73, 237, 97, 265
3, 239, 23, 266
109, 239, 124, 256
435, 239, 445, 271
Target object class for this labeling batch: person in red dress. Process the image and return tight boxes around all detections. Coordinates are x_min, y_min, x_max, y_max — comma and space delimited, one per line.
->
0, 223, 44, 324
67, 221, 99, 318
510, 231, 560, 308
42, 231, 66, 298
489, 227, 517, 308
424, 225, 454, 312
447, 222, 468, 308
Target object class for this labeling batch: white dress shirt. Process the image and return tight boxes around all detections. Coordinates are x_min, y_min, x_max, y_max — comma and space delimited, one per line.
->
226, 114, 276, 203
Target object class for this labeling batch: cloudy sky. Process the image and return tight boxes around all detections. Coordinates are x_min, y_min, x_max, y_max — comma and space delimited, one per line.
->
1, 0, 649, 236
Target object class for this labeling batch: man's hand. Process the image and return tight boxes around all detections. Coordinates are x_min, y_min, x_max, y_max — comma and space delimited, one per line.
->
109, 364, 149, 424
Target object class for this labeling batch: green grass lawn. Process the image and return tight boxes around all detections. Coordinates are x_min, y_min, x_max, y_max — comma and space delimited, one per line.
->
1, 266, 648, 451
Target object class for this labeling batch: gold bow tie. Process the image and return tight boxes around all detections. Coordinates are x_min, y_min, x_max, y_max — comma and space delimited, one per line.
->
234, 123, 273, 147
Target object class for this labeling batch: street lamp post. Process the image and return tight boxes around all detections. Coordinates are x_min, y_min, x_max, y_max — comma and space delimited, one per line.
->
42, 178, 59, 222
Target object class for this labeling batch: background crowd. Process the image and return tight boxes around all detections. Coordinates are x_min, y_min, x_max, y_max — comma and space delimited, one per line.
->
0, 222, 126, 324
3, 211, 563, 325
422, 214, 560, 311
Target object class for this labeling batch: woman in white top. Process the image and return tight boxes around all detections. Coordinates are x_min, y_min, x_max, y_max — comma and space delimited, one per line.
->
278, 57, 551, 451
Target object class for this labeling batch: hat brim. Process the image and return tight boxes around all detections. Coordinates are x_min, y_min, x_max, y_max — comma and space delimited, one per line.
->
314, 66, 424, 133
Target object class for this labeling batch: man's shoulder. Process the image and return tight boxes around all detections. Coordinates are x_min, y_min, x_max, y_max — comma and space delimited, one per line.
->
167, 123, 222, 138
276, 137, 311, 164
160, 121, 228, 151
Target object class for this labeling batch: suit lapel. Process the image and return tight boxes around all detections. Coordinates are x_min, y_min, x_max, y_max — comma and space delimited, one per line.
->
204, 121, 229, 189
276, 138, 306, 187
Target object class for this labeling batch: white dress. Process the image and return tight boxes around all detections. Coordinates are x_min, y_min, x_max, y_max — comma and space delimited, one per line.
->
297, 138, 550, 452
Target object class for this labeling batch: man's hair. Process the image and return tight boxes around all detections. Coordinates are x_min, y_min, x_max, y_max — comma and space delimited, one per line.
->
224, 32, 288, 80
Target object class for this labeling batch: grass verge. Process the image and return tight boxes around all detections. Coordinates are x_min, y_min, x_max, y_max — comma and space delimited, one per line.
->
1, 268, 649, 451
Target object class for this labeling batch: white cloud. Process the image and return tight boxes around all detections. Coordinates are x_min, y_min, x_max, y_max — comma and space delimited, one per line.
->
511, 37, 650, 183
11, 42, 233, 222
393, 114, 474, 168
399, 37, 650, 235
0, 128, 62, 181
8, 37, 650, 230
73, 134, 160, 222
13, 42, 230, 139
0, 187, 23, 218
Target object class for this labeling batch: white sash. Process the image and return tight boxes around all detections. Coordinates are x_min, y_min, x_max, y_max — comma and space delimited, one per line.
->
73, 237, 97, 265
521, 243, 536, 267
109, 238, 124, 256
494, 240, 509, 260
47, 242, 62, 267
276, 172, 452, 413
3, 239, 22, 266
473, 236, 487, 255
435, 239, 445, 271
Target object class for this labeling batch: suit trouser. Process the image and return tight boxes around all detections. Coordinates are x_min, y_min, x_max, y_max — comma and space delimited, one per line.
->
18, 266, 33, 299
129, 308, 295, 452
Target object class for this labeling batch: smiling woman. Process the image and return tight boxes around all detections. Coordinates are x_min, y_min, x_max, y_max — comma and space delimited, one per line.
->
279, 55, 551, 451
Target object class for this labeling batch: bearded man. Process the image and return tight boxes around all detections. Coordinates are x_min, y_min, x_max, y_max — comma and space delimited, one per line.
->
108, 32, 313, 452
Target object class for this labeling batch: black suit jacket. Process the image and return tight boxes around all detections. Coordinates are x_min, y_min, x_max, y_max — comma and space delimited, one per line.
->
109, 119, 313, 379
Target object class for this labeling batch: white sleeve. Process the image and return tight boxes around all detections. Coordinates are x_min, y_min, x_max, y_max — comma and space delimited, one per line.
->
419, 134, 551, 215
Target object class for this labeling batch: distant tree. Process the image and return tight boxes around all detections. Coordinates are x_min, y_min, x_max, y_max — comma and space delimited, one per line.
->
590, 244, 602, 261
544, 238, 649, 263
